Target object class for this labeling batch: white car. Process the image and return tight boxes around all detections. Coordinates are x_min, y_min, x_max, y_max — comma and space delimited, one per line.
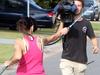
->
83, 0, 100, 21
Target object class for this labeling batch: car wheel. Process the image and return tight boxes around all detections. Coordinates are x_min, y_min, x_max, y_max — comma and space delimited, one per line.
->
95, 17, 99, 21
9, 26, 16, 30
95, 14, 99, 21
91, 15, 94, 21
91, 16, 94, 21
91, 13, 95, 21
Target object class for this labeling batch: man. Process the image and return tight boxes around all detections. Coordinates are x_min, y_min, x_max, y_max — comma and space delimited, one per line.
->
57, 0, 99, 75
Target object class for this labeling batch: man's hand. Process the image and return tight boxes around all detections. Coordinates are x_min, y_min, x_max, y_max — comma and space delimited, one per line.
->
92, 46, 100, 54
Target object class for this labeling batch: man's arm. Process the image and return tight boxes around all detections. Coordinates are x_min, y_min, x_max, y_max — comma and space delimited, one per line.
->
91, 37, 99, 54
86, 21, 99, 54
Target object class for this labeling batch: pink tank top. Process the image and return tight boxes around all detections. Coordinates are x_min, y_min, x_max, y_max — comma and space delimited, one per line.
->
17, 35, 45, 75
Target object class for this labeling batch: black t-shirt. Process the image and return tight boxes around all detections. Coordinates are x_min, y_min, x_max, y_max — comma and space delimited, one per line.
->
62, 18, 95, 64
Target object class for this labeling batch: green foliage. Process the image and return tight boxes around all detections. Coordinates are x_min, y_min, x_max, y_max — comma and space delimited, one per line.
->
34, 0, 59, 9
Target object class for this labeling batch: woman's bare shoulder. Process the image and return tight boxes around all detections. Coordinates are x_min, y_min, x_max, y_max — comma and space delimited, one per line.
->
15, 38, 23, 44
14, 38, 24, 48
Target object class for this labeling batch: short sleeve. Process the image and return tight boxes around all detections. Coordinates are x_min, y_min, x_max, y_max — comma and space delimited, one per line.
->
86, 21, 96, 39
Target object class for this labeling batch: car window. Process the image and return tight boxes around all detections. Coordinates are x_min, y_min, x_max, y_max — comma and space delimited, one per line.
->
5, 0, 26, 12
84, 0, 94, 7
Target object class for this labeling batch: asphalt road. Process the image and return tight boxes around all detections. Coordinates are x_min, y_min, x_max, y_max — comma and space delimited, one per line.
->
44, 38, 100, 75
0, 38, 100, 75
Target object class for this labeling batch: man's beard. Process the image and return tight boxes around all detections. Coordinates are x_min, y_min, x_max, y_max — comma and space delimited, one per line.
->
75, 10, 82, 16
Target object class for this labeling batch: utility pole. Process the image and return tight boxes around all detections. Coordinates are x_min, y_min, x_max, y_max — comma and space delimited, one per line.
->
27, 0, 30, 17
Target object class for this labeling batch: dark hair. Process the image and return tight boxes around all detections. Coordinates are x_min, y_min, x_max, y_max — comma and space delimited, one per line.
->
17, 17, 37, 32
75, 0, 84, 7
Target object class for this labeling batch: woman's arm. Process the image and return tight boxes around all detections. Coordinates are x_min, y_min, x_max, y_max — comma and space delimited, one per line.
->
43, 25, 68, 45
4, 39, 23, 66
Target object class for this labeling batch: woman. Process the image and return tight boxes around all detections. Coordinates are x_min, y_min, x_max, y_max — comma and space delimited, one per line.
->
4, 17, 68, 75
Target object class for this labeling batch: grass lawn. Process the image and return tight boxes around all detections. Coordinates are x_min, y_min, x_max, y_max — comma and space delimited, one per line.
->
0, 22, 100, 39
0, 45, 13, 63
0, 22, 99, 63
0, 28, 21, 39
91, 22, 100, 31
0, 28, 56, 39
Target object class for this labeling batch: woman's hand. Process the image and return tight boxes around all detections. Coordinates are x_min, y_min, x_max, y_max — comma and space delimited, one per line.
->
4, 61, 15, 70
60, 27, 69, 36
4, 61, 10, 67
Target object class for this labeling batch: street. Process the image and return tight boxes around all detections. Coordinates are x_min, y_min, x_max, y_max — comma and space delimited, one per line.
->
0, 37, 100, 75
44, 38, 100, 75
